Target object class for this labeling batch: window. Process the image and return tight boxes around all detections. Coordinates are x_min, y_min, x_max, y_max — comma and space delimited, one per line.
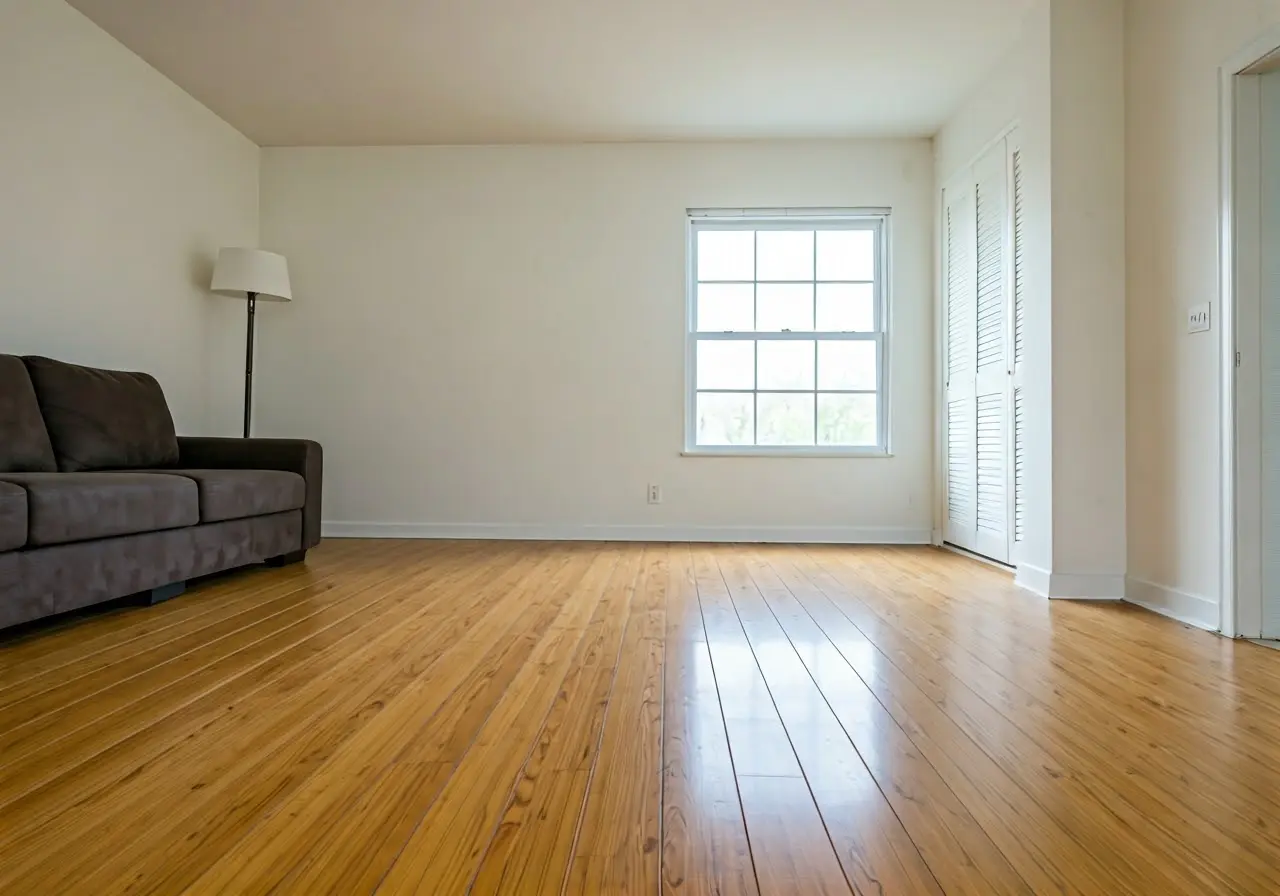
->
685, 211, 889, 455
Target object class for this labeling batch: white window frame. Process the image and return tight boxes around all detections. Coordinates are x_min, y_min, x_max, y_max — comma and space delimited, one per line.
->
683, 209, 892, 457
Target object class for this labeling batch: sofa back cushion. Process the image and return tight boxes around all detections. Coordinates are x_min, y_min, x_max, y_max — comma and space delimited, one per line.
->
24, 356, 179, 472
0, 356, 57, 473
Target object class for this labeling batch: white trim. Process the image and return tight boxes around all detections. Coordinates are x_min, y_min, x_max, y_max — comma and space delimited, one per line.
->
685, 212, 891, 455
1124, 578, 1221, 633
1221, 53, 1243, 638
322, 522, 933, 544
693, 332, 880, 342
680, 448, 892, 459
688, 207, 892, 221
932, 165, 948, 549
1014, 564, 1124, 600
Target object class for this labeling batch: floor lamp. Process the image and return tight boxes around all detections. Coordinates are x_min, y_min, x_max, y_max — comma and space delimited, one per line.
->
210, 248, 292, 438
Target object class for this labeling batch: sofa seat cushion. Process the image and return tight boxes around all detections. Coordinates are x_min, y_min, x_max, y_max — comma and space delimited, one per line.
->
165, 469, 306, 523
0, 473, 198, 547
0, 356, 57, 473
23, 356, 179, 472
0, 483, 27, 552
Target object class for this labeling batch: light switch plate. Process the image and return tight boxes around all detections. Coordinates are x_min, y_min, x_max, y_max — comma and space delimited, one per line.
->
1188, 303, 1211, 334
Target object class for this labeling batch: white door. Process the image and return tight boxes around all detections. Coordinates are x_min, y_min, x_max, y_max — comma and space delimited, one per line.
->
1010, 134, 1028, 559
1261, 71, 1280, 638
944, 137, 1015, 564
944, 182, 979, 554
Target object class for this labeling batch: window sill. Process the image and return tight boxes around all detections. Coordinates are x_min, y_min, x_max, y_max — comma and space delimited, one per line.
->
681, 448, 893, 459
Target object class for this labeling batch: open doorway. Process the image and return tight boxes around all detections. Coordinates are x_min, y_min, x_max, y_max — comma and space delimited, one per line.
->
1223, 28, 1280, 639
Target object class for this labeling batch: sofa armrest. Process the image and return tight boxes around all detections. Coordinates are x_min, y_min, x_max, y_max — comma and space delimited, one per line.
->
177, 437, 323, 550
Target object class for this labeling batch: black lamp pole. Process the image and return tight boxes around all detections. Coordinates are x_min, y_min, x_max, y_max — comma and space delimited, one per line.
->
243, 291, 257, 438
212, 248, 290, 437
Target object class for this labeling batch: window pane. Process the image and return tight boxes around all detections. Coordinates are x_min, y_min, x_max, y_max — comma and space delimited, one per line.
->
818, 394, 878, 446
697, 340, 754, 390
818, 341, 876, 391
758, 340, 815, 390
697, 393, 754, 445
816, 283, 875, 332
697, 284, 754, 331
756, 284, 814, 332
758, 393, 816, 446
816, 229, 875, 281
757, 230, 814, 280
698, 230, 754, 281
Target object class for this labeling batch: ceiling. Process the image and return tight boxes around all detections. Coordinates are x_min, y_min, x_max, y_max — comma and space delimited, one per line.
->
68, 0, 1035, 147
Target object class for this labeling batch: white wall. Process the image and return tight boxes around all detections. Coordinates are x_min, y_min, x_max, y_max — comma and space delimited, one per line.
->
257, 142, 935, 539
935, 3, 1044, 188
1127, 0, 1280, 618
0, 0, 259, 434
1048, 0, 1127, 588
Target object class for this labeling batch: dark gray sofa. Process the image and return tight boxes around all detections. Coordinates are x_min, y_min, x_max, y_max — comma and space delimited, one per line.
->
0, 354, 322, 630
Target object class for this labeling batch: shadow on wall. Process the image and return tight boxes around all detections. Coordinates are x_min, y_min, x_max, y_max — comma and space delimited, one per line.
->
188, 252, 215, 294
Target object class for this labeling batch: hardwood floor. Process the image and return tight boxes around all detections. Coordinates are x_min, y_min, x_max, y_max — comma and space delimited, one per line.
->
1, 540, 1279, 894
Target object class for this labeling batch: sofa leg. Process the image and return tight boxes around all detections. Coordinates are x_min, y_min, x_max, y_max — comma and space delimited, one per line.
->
266, 550, 308, 568
147, 581, 187, 605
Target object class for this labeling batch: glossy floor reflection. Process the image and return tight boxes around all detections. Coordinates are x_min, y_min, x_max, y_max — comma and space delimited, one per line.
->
0, 541, 1277, 894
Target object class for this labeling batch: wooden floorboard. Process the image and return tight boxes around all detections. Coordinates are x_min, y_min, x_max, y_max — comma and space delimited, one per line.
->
563, 546, 665, 895
660, 545, 757, 896
2, 540, 1279, 894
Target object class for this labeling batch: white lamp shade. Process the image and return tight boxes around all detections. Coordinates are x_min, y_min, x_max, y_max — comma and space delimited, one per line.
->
211, 248, 292, 301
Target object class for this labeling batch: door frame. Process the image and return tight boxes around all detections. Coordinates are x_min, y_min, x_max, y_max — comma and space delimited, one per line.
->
1220, 26, 1280, 639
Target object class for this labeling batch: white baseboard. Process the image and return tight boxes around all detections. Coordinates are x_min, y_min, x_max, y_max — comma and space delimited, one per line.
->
1049, 573, 1126, 601
1014, 565, 1124, 600
1124, 577, 1220, 632
1014, 563, 1052, 597
321, 521, 932, 545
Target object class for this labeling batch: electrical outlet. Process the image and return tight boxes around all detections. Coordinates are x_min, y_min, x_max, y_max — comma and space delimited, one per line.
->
647, 484, 663, 505
1188, 303, 1211, 334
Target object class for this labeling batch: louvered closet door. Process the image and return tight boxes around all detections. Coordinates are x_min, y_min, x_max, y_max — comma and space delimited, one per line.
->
944, 182, 979, 554
972, 142, 1012, 563
944, 138, 1014, 563
1010, 133, 1027, 558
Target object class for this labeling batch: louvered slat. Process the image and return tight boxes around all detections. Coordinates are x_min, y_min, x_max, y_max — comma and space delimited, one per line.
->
975, 179, 1004, 374
1013, 150, 1025, 368
947, 199, 974, 383
947, 398, 973, 523
976, 394, 1004, 533
1013, 386, 1025, 543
